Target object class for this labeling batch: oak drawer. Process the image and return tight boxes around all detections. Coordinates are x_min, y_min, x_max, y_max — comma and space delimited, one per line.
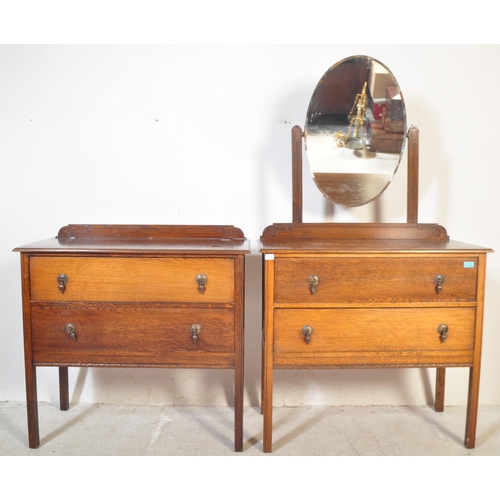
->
274, 307, 475, 354
274, 257, 478, 304
31, 304, 235, 362
30, 256, 235, 303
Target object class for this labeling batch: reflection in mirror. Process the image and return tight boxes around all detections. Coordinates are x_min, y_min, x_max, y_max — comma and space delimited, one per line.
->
304, 56, 406, 208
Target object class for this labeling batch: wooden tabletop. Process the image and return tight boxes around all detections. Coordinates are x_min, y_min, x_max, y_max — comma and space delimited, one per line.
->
258, 238, 492, 254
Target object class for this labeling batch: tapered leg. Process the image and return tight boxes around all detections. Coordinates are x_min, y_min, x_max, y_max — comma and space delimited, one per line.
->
262, 355, 273, 453
261, 319, 269, 442
435, 367, 446, 412
234, 346, 244, 451
464, 366, 481, 449
59, 367, 69, 411
25, 363, 40, 448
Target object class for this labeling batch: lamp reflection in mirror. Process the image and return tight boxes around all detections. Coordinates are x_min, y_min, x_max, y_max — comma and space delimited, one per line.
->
304, 56, 406, 207
335, 81, 368, 151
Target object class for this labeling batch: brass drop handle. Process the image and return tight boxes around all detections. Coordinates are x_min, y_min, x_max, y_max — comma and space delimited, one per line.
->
64, 323, 77, 341
190, 324, 201, 344
196, 274, 208, 293
302, 325, 313, 344
434, 274, 445, 294
438, 324, 449, 343
308, 275, 320, 294
57, 274, 68, 293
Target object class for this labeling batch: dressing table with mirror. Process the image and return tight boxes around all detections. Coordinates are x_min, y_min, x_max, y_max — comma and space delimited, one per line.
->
259, 56, 492, 453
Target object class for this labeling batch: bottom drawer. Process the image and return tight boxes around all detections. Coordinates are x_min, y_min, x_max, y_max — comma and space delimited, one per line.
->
31, 304, 235, 364
274, 307, 475, 354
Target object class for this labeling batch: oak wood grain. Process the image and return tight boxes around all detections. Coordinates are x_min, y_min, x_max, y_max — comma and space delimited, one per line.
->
274, 307, 475, 354
31, 305, 235, 358
30, 256, 235, 303
57, 224, 245, 240
274, 256, 478, 304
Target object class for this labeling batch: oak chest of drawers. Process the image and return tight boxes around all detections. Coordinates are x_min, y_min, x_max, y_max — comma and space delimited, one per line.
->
14, 224, 250, 451
259, 223, 491, 453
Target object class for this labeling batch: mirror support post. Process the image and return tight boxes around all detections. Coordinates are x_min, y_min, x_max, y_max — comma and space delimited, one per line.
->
292, 126, 303, 223
407, 126, 419, 223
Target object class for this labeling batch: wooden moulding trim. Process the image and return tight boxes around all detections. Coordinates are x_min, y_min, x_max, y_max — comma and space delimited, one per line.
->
34, 357, 235, 368
57, 224, 246, 240
274, 362, 472, 369
273, 352, 473, 367
35, 363, 235, 369
260, 222, 449, 241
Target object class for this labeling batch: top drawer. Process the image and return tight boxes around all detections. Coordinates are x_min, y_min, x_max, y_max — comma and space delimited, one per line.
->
30, 256, 235, 303
274, 256, 478, 304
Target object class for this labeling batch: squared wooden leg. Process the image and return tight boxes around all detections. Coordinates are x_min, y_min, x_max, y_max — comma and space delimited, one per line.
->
262, 359, 273, 453
25, 363, 40, 448
234, 360, 244, 452
435, 367, 446, 412
261, 319, 272, 451
262, 309, 273, 452
464, 366, 481, 449
59, 367, 69, 411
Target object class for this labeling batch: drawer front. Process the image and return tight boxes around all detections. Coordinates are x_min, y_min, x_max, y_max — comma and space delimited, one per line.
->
274, 308, 475, 354
30, 256, 235, 303
31, 304, 235, 359
274, 257, 478, 304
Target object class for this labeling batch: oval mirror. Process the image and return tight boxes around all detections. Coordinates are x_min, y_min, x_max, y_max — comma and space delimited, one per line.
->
304, 55, 406, 207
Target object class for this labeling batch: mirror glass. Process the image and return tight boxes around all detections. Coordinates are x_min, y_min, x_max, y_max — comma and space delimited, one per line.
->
304, 55, 406, 207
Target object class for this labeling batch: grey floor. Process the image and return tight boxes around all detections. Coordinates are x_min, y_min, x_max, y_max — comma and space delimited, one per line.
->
1, 401, 499, 456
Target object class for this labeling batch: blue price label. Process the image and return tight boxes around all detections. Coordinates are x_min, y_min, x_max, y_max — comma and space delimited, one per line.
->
464, 261, 475, 268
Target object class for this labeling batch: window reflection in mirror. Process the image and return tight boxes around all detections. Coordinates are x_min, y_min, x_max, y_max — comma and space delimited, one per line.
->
304, 56, 406, 207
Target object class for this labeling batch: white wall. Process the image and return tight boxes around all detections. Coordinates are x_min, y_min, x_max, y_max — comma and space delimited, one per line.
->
1, 45, 499, 411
